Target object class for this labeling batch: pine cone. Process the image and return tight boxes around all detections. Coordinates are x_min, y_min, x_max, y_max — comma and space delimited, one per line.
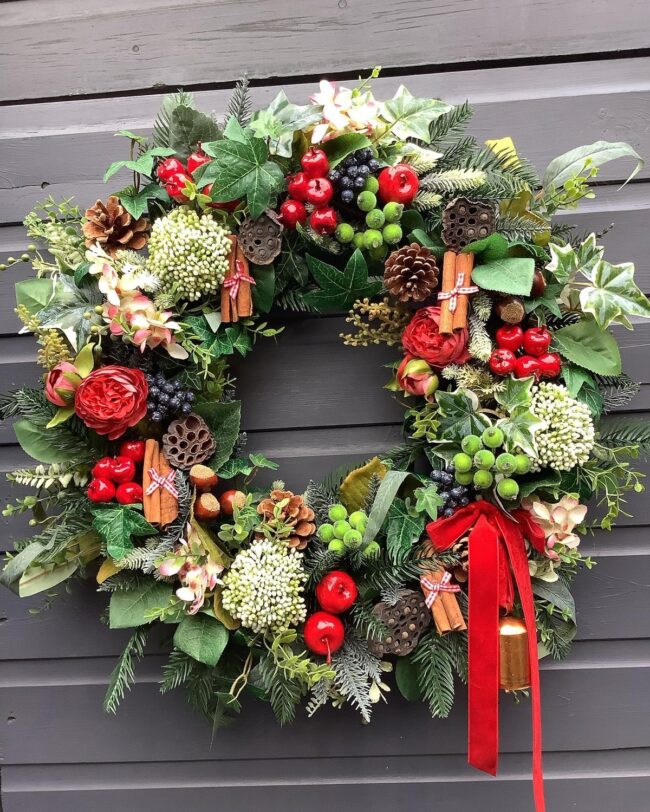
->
162, 413, 216, 470
384, 243, 439, 302
442, 197, 496, 252
256, 488, 316, 550
238, 211, 283, 265
82, 195, 149, 256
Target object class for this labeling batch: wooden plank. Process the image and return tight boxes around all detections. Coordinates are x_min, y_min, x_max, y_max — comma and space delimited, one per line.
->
1, 1, 649, 101
0, 640, 648, 764
3, 750, 650, 812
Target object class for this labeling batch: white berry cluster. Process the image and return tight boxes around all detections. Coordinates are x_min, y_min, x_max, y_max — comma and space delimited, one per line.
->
531, 382, 595, 471
147, 208, 231, 302
221, 540, 307, 634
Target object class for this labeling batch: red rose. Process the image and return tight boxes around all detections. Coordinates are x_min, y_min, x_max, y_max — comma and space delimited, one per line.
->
74, 365, 148, 440
396, 355, 439, 399
402, 306, 470, 368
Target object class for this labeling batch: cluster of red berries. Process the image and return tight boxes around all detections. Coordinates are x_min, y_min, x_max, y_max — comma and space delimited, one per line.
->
489, 325, 561, 379
279, 148, 338, 235
87, 441, 146, 505
304, 570, 358, 662
156, 151, 238, 210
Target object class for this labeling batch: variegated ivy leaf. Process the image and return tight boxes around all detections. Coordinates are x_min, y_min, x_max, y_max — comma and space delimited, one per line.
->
579, 259, 650, 330
250, 91, 322, 158
496, 407, 542, 458
494, 376, 535, 413
435, 389, 491, 442
546, 233, 603, 284
380, 86, 452, 141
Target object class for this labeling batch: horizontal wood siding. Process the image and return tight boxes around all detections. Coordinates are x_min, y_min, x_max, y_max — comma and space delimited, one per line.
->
0, 2, 649, 810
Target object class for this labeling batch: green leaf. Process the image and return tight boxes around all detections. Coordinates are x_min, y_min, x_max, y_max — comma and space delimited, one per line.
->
248, 453, 280, 471
532, 578, 576, 625
409, 228, 445, 256
173, 613, 229, 666
395, 656, 423, 701
543, 141, 644, 190
494, 375, 535, 413
497, 407, 543, 457
561, 365, 597, 398
192, 400, 241, 471
201, 119, 285, 218
91, 505, 156, 560
37, 274, 102, 351
400, 209, 426, 234
435, 389, 490, 442
275, 233, 309, 290
576, 381, 604, 419
553, 319, 621, 376
119, 182, 170, 220
215, 457, 255, 479
413, 484, 444, 520
321, 133, 372, 168
463, 233, 510, 262
471, 257, 535, 296
517, 470, 562, 499
386, 498, 425, 564
303, 250, 382, 312
250, 91, 321, 157
103, 147, 175, 182
18, 559, 79, 598
546, 234, 603, 285
15, 278, 53, 316
362, 470, 410, 548
73, 262, 93, 287
169, 105, 221, 160
524, 282, 563, 318
109, 581, 173, 629
381, 86, 452, 141
579, 259, 650, 330
14, 418, 69, 463
251, 264, 275, 313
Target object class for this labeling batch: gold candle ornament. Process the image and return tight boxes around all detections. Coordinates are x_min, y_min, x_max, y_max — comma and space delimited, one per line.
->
499, 616, 531, 692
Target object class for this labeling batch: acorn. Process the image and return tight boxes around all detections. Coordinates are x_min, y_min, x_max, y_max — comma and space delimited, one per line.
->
189, 464, 219, 492
194, 492, 221, 521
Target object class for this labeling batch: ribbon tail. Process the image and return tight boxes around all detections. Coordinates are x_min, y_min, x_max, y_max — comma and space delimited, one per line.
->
467, 515, 500, 776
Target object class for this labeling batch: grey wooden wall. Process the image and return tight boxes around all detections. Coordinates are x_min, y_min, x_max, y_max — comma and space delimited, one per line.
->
1, 3, 649, 810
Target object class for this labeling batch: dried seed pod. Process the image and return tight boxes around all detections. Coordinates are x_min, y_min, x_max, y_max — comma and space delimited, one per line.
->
367, 590, 431, 657
162, 413, 216, 470
495, 296, 526, 324
238, 211, 284, 264
442, 197, 496, 252
194, 492, 221, 521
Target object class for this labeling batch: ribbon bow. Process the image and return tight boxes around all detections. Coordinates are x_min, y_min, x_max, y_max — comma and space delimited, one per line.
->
223, 259, 256, 300
436, 271, 479, 313
421, 570, 460, 608
145, 468, 178, 499
425, 501, 546, 812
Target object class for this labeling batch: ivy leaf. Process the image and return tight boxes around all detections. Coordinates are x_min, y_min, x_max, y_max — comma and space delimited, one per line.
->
518, 470, 562, 499
173, 614, 229, 667
109, 581, 173, 629
524, 282, 563, 318
103, 147, 176, 182
91, 505, 156, 560
37, 275, 103, 351
494, 376, 535, 413
169, 105, 221, 160
215, 457, 255, 479
199, 119, 285, 218
192, 400, 242, 471
546, 234, 603, 285
553, 319, 621, 376
15, 278, 53, 317
542, 140, 644, 191
321, 133, 372, 168
413, 484, 445, 520
579, 259, 650, 330
248, 453, 280, 471
386, 498, 425, 564
471, 257, 535, 296
497, 407, 543, 457
435, 390, 490, 442
250, 91, 321, 157
276, 233, 309, 291
119, 182, 170, 220
381, 86, 451, 141
303, 249, 382, 311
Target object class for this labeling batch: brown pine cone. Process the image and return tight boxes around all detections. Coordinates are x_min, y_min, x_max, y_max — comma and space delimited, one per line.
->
256, 488, 316, 550
442, 197, 496, 252
384, 243, 439, 302
82, 195, 149, 256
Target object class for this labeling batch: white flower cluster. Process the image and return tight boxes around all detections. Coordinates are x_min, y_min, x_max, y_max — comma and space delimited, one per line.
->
531, 382, 595, 471
147, 208, 231, 302
221, 540, 307, 634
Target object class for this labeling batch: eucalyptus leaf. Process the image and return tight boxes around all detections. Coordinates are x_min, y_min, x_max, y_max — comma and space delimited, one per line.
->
362, 470, 410, 548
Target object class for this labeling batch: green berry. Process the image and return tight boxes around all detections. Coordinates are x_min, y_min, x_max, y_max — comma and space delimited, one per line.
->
514, 454, 532, 475
461, 435, 483, 455
364, 176, 379, 194
454, 471, 474, 485
363, 540, 381, 557
496, 478, 520, 500
473, 449, 496, 470
335, 223, 355, 243
328, 504, 347, 522
383, 202, 404, 223
356, 191, 377, 212
343, 529, 363, 548
365, 209, 385, 229
473, 469, 494, 489
348, 510, 367, 530
368, 243, 388, 261
333, 520, 351, 539
382, 223, 403, 245
363, 229, 384, 250
353, 232, 365, 250
328, 539, 346, 554
453, 452, 473, 473
318, 523, 335, 542
495, 453, 517, 475
482, 426, 505, 449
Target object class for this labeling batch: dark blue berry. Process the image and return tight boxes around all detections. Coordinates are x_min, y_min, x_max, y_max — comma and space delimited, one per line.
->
339, 176, 353, 189
169, 397, 181, 412
343, 155, 357, 167
151, 410, 163, 422
158, 392, 170, 405
181, 402, 193, 415
443, 507, 455, 518
148, 386, 160, 399
353, 176, 366, 189
346, 165, 359, 178
368, 159, 380, 172
340, 189, 354, 204
328, 170, 341, 184
430, 470, 443, 482
439, 491, 450, 502
184, 391, 195, 403
450, 486, 465, 500
459, 497, 470, 507
357, 164, 370, 177
163, 383, 175, 395
440, 472, 454, 486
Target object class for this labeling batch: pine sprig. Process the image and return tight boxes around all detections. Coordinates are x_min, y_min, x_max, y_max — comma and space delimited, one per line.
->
420, 168, 486, 194
225, 75, 252, 126
303, 480, 332, 525
412, 630, 455, 718
257, 654, 302, 725
331, 636, 382, 723
596, 374, 641, 412
103, 628, 148, 714
349, 600, 387, 641
160, 649, 198, 693
428, 101, 473, 145
497, 214, 550, 241
598, 415, 650, 455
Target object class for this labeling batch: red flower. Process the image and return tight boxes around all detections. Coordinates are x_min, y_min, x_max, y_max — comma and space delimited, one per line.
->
401, 306, 470, 368
45, 361, 81, 407
396, 355, 439, 399
74, 365, 148, 440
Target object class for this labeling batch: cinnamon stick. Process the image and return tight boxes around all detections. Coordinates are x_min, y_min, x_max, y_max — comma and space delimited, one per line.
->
221, 235, 238, 323
422, 569, 466, 635
142, 439, 161, 525
235, 246, 253, 318
158, 449, 179, 528
420, 572, 451, 635
439, 251, 456, 334
441, 587, 466, 632
452, 252, 475, 332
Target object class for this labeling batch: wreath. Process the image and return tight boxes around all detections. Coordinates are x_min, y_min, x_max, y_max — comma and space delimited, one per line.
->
2, 74, 649, 809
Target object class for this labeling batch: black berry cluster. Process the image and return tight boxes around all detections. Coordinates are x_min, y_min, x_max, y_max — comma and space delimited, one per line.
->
145, 372, 195, 423
430, 467, 473, 518
328, 148, 380, 207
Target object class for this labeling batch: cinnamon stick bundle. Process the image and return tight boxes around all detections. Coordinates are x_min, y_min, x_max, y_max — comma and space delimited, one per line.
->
143, 439, 161, 525
439, 251, 457, 335
421, 569, 467, 636
452, 252, 475, 331
158, 449, 179, 528
221, 236, 254, 322
221, 235, 239, 323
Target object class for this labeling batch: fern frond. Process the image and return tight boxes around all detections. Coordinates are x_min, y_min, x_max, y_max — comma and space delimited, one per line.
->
153, 91, 195, 148
225, 75, 252, 126
275, 288, 317, 313
103, 628, 148, 714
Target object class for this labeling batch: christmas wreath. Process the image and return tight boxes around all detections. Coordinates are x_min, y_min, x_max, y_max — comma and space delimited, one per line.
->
2, 74, 649, 810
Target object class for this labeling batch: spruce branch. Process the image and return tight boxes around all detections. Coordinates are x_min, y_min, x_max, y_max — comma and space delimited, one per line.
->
103, 628, 148, 714
596, 374, 641, 413
428, 101, 473, 145
412, 630, 455, 718
331, 636, 382, 723
225, 75, 252, 126
160, 649, 198, 693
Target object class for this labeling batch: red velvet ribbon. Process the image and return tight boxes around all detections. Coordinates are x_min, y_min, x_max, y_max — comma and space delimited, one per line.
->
426, 501, 546, 812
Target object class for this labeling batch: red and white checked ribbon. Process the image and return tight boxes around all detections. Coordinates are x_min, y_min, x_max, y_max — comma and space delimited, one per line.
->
223, 259, 256, 300
145, 468, 178, 499
436, 271, 479, 313
421, 570, 460, 608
